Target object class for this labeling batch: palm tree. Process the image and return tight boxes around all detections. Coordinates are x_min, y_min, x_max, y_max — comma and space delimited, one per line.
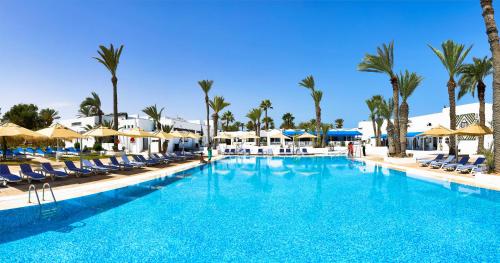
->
358, 41, 402, 154
280, 113, 295, 129
80, 92, 104, 124
260, 99, 273, 131
143, 104, 165, 152
198, 80, 213, 148
458, 56, 493, 152
334, 118, 344, 129
299, 75, 322, 147
246, 108, 262, 145
365, 95, 382, 146
94, 44, 124, 150
39, 108, 60, 128
480, 0, 500, 173
429, 40, 472, 155
379, 98, 396, 155
261, 117, 275, 130
221, 111, 235, 131
78, 105, 92, 117
209, 96, 230, 146
398, 70, 423, 155
321, 123, 333, 147
233, 121, 243, 131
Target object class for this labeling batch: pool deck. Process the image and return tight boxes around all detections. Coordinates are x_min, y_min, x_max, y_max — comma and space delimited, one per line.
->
359, 155, 500, 191
0, 157, 222, 211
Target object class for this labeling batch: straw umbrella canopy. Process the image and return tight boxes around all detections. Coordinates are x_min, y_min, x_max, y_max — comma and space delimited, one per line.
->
213, 133, 232, 140
152, 130, 175, 140
187, 132, 202, 139
238, 132, 260, 139
169, 130, 188, 138
419, 125, 455, 137
0, 122, 46, 139
83, 126, 123, 138
453, 123, 493, 136
37, 123, 82, 139
297, 132, 317, 139
268, 132, 291, 140
121, 127, 155, 138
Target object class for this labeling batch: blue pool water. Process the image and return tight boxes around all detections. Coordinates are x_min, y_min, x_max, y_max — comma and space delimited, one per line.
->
0, 156, 498, 262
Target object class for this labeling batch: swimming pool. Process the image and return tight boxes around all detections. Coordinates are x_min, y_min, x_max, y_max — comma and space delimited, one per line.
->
0, 156, 498, 262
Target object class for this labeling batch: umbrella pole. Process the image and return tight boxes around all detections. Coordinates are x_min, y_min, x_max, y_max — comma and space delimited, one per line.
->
79, 138, 83, 169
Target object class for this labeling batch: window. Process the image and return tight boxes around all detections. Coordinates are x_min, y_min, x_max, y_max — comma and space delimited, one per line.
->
71, 122, 81, 126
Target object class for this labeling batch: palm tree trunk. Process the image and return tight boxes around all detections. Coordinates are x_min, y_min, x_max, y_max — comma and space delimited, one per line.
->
157, 122, 162, 152
399, 102, 409, 155
478, 81, 486, 152
448, 78, 457, 155
112, 75, 119, 151
371, 119, 378, 146
316, 105, 321, 147
480, 0, 500, 172
387, 121, 396, 156
264, 109, 268, 131
390, 76, 401, 155
205, 95, 211, 149
2, 137, 6, 160
213, 114, 219, 147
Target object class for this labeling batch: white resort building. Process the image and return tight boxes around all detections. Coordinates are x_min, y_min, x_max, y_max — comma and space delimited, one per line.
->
357, 102, 493, 155
57, 114, 209, 154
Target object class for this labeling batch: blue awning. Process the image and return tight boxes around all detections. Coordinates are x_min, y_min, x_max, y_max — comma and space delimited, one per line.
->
283, 130, 362, 137
371, 132, 422, 139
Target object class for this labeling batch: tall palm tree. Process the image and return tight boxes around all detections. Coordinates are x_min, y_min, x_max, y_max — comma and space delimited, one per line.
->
379, 98, 396, 155
365, 95, 382, 146
280, 112, 295, 129
321, 123, 333, 147
78, 105, 92, 117
260, 99, 273, 131
261, 117, 275, 130
143, 104, 165, 152
458, 56, 493, 152
80, 92, 104, 124
246, 108, 262, 145
221, 111, 235, 131
299, 75, 322, 147
480, 0, 500, 173
39, 108, 60, 128
358, 42, 402, 154
233, 121, 243, 131
198, 80, 213, 149
209, 96, 230, 146
429, 40, 472, 155
398, 70, 423, 155
94, 44, 124, 150
334, 119, 344, 129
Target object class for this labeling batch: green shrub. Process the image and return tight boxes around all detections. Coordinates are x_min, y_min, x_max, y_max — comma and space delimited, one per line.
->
93, 142, 103, 152
74, 141, 81, 150
479, 145, 495, 173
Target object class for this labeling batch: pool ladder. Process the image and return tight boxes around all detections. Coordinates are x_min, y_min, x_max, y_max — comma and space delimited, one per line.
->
28, 183, 57, 205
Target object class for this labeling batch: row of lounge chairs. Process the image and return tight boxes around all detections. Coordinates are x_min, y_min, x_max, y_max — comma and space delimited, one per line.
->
0, 152, 197, 186
418, 154, 487, 174
222, 148, 311, 156
0, 147, 82, 159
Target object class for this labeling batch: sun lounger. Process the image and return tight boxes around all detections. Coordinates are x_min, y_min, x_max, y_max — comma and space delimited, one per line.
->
19, 164, 45, 183
230, 149, 236, 155
257, 148, 264, 155
418, 154, 444, 167
456, 157, 486, 173
430, 155, 455, 169
64, 160, 93, 176
82, 159, 110, 173
93, 159, 120, 171
158, 153, 179, 162
443, 156, 470, 171
0, 164, 22, 185
122, 154, 146, 167
148, 154, 168, 164
285, 148, 292, 155
41, 162, 69, 180
244, 149, 251, 155
471, 165, 488, 175
25, 147, 35, 156
279, 148, 285, 155
133, 155, 158, 166
109, 156, 134, 170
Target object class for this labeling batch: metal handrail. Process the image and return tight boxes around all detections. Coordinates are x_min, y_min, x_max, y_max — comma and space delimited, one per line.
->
28, 184, 40, 205
42, 183, 57, 203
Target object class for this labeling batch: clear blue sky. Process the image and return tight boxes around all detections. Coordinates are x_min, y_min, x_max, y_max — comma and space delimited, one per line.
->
0, 0, 494, 128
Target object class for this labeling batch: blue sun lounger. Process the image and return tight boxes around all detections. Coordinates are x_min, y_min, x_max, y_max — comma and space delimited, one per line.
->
457, 157, 486, 173
41, 163, 69, 180
418, 154, 444, 167
109, 156, 134, 170
443, 156, 470, 171
64, 161, 93, 176
93, 159, 120, 171
82, 159, 110, 173
430, 155, 455, 169
0, 164, 22, 186
133, 155, 158, 166
19, 164, 45, 183
121, 154, 146, 168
